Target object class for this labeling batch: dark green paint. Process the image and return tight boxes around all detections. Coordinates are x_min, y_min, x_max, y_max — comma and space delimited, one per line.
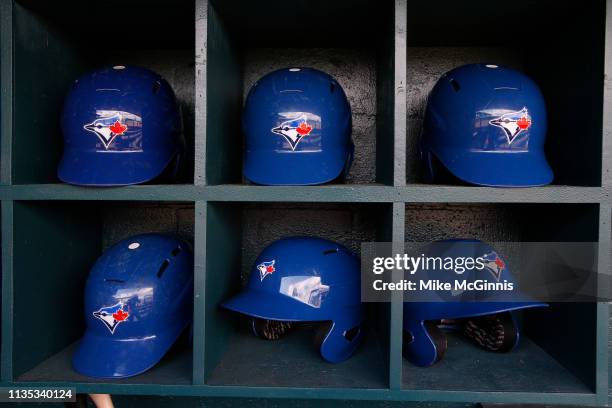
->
17, 341, 193, 385
0, 0, 610, 406
0, 185, 609, 203
204, 1, 243, 185
403, 333, 593, 393
1, 201, 12, 381
389, 202, 405, 389
192, 201, 207, 384
12, 201, 100, 377
374, 1, 396, 186
0, 0, 12, 185
12, 3, 86, 184
203, 203, 242, 379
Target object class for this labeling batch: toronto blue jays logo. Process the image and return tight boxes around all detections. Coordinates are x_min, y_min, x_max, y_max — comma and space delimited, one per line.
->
271, 115, 313, 150
257, 260, 276, 281
93, 303, 130, 334
489, 107, 532, 145
84, 112, 129, 149
482, 251, 506, 281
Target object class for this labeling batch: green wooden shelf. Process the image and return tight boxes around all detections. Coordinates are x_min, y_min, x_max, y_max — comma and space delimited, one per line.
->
16, 342, 193, 386
0, 185, 609, 204
402, 333, 593, 394
0, 0, 610, 406
205, 326, 388, 388
0, 383, 601, 406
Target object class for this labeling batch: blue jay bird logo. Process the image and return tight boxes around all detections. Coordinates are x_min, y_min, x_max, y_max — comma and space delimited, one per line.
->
482, 251, 506, 282
83, 112, 129, 149
257, 260, 276, 281
271, 115, 313, 150
489, 107, 532, 145
93, 303, 130, 334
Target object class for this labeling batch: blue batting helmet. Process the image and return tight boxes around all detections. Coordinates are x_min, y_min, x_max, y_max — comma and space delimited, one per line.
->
58, 66, 184, 186
420, 64, 553, 187
242, 68, 353, 185
222, 237, 364, 363
73, 234, 193, 378
403, 239, 547, 367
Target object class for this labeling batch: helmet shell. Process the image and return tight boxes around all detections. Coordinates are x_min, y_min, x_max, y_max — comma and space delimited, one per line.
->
222, 237, 363, 363
243, 68, 353, 185
420, 64, 553, 187
72, 233, 193, 378
403, 239, 547, 367
58, 66, 184, 186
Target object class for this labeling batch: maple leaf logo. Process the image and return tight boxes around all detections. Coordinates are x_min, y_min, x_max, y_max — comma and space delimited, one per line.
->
489, 107, 532, 145
516, 116, 531, 130
112, 309, 129, 321
271, 116, 314, 150
109, 120, 128, 135
296, 122, 312, 136
93, 303, 130, 334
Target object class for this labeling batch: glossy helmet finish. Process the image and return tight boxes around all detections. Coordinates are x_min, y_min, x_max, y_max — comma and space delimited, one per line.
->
403, 239, 547, 367
222, 237, 363, 363
59, 66, 184, 186
242, 67, 353, 185
73, 234, 193, 378
420, 64, 553, 187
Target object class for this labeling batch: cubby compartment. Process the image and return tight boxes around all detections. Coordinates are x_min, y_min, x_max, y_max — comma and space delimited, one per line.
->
9, 0, 195, 184
202, 202, 393, 388
205, 0, 396, 185
9, 200, 195, 384
405, 0, 605, 187
402, 202, 600, 393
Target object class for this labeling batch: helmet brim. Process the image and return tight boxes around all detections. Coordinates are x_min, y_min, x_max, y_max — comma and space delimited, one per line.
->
72, 325, 183, 379
58, 148, 178, 186
222, 289, 324, 322
430, 147, 553, 187
244, 148, 348, 186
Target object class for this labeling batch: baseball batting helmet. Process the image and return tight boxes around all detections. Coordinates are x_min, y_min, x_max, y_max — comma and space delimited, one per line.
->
222, 237, 364, 363
58, 66, 184, 186
73, 233, 193, 378
420, 63, 553, 187
403, 239, 547, 367
242, 68, 353, 185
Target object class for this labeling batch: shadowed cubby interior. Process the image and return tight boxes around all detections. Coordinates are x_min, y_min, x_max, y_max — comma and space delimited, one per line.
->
203, 202, 393, 387
10, 0, 195, 184
205, 0, 395, 185
402, 203, 600, 393
405, 0, 604, 186
10, 201, 194, 384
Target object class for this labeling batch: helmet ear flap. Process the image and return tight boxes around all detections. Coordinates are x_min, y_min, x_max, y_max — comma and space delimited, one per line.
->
403, 321, 447, 367
316, 321, 363, 363
250, 318, 294, 340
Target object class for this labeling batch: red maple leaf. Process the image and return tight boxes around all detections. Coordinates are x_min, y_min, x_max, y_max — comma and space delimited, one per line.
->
109, 120, 128, 135
495, 257, 505, 269
113, 309, 129, 321
266, 265, 275, 273
296, 122, 312, 136
516, 116, 531, 130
